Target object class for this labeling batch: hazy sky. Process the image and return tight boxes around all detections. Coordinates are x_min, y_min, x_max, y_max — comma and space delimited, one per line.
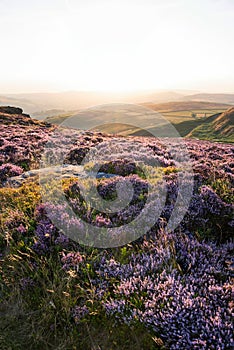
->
0, 0, 234, 93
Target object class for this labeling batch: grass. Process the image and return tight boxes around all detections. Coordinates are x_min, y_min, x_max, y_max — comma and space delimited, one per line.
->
0, 182, 162, 349
0, 306, 160, 349
172, 119, 202, 137
0, 177, 161, 349
162, 108, 226, 120
187, 121, 234, 143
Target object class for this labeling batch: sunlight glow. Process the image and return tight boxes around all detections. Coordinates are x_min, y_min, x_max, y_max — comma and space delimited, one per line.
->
0, 0, 234, 93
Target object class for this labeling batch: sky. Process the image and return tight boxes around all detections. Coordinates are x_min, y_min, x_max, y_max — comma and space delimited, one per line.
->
0, 0, 234, 93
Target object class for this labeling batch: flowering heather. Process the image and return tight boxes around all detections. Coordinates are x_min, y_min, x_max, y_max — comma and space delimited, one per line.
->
0, 112, 234, 349
99, 232, 234, 349
32, 204, 70, 254
72, 305, 90, 324
61, 251, 83, 270
0, 163, 23, 183
32, 218, 57, 255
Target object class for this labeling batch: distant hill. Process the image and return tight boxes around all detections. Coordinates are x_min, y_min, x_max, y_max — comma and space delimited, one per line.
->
1, 90, 234, 115
187, 107, 234, 142
45, 111, 78, 125
0, 90, 193, 115
32, 109, 67, 120
45, 101, 231, 131
182, 93, 234, 105
0, 95, 38, 113
142, 101, 232, 112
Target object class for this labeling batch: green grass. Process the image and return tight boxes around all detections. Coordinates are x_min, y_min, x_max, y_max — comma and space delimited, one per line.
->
0, 309, 160, 350
187, 121, 234, 143
172, 119, 202, 137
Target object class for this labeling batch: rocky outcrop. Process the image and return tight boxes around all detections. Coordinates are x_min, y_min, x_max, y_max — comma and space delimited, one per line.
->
0, 106, 50, 126
0, 106, 24, 115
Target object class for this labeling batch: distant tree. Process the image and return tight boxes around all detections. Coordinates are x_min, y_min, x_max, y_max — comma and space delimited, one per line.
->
191, 112, 197, 118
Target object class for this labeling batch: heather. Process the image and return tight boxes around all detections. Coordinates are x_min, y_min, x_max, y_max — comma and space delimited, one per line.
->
0, 112, 233, 349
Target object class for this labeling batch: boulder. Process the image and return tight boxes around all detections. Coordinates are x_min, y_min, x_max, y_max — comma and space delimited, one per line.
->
0, 106, 23, 115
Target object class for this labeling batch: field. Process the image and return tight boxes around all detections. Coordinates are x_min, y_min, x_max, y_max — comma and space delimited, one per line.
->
162, 109, 225, 122
0, 107, 233, 349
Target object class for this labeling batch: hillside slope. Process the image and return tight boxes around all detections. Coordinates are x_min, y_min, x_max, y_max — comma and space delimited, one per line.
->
188, 107, 234, 142
212, 107, 234, 136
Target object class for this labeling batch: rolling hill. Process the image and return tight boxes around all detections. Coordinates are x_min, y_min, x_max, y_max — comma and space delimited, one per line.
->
43, 101, 233, 141
45, 101, 231, 124
1, 90, 234, 117
142, 100, 232, 112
